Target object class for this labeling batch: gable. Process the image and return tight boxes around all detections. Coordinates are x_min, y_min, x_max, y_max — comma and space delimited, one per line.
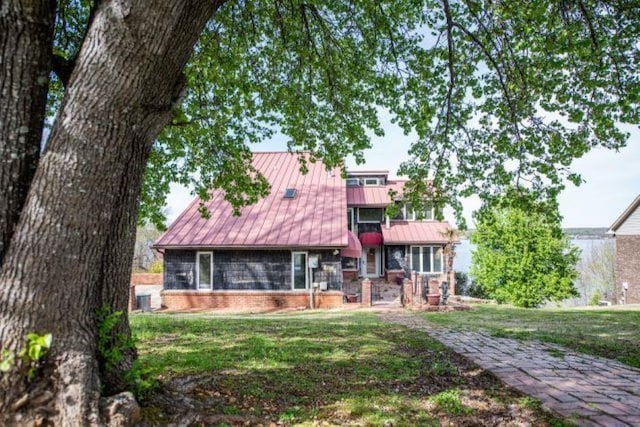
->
616, 204, 640, 235
610, 195, 640, 236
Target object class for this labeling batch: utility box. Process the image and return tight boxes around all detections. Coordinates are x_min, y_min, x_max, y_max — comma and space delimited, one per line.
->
136, 294, 151, 312
309, 255, 319, 268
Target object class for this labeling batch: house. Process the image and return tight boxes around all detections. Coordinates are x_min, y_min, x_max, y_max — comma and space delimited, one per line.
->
154, 152, 457, 310
608, 195, 640, 304
344, 170, 457, 289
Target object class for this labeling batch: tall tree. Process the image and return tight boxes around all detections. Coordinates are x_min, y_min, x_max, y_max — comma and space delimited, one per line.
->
0, 0, 637, 424
0, 1, 223, 423
0, 1, 55, 264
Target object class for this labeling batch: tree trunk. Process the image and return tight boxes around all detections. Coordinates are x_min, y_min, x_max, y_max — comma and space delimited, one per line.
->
97, 148, 148, 395
0, 0, 222, 423
0, 1, 54, 265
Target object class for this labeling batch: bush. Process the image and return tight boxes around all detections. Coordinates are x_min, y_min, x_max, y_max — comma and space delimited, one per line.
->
588, 289, 602, 306
148, 259, 163, 274
454, 271, 490, 299
454, 271, 468, 295
466, 281, 490, 299
470, 205, 579, 308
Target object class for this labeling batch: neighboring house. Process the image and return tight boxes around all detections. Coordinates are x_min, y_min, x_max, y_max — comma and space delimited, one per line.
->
154, 152, 457, 310
608, 195, 640, 304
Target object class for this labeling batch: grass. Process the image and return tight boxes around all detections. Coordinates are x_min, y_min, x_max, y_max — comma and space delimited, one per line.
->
131, 310, 565, 426
429, 388, 473, 415
424, 304, 640, 368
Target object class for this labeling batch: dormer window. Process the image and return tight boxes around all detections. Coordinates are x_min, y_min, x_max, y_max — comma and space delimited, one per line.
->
346, 178, 360, 187
283, 188, 297, 199
363, 178, 380, 186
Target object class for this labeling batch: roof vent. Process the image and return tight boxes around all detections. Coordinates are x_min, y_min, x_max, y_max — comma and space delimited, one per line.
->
283, 188, 297, 199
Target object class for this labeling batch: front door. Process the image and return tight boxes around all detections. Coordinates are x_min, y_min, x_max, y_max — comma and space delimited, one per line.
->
361, 246, 379, 277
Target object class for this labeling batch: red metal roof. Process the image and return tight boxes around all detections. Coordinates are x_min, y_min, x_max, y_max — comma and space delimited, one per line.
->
381, 221, 458, 244
346, 180, 406, 206
155, 152, 347, 248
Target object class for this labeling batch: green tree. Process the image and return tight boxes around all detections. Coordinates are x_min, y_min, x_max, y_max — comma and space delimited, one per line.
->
470, 206, 580, 308
0, 0, 637, 424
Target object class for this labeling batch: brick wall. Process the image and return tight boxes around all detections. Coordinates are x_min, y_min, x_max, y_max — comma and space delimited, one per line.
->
131, 273, 163, 285
343, 270, 358, 281
161, 290, 344, 311
615, 235, 640, 304
385, 270, 405, 285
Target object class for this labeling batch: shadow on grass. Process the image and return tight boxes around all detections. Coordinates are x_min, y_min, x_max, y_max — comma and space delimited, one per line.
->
133, 312, 566, 426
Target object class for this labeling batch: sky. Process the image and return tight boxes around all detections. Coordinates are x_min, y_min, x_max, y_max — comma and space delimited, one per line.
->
165, 118, 640, 229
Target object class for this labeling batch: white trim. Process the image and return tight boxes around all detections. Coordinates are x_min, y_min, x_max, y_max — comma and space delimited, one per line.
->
346, 178, 360, 187
409, 245, 443, 274
357, 207, 383, 223
291, 251, 309, 290
361, 246, 381, 277
347, 208, 355, 232
363, 177, 380, 186
196, 251, 214, 289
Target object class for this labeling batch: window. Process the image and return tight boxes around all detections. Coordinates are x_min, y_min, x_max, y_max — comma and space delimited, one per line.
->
292, 252, 308, 289
391, 202, 405, 220
410, 246, 443, 273
405, 202, 436, 221
424, 202, 434, 220
363, 177, 380, 186
358, 208, 383, 223
347, 208, 354, 231
341, 257, 358, 270
197, 252, 213, 289
346, 178, 360, 187
283, 188, 297, 198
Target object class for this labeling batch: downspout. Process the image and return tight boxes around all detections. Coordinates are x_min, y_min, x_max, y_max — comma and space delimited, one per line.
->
309, 263, 315, 309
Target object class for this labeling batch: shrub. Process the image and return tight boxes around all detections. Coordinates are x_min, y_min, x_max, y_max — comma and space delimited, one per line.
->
454, 271, 468, 295
148, 259, 163, 274
466, 281, 490, 299
588, 289, 602, 306
470, 205, 579, 308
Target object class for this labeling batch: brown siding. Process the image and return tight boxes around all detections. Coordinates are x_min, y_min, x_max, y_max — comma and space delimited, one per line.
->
615, 235, 640, 304
161, 290, 344, 311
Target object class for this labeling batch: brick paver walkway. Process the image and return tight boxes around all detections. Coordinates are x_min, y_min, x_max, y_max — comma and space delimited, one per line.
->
379, 311, 640, 427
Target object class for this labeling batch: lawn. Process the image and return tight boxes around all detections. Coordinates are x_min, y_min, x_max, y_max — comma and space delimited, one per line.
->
424, 304, 640, 368
131, 311, 567, 426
